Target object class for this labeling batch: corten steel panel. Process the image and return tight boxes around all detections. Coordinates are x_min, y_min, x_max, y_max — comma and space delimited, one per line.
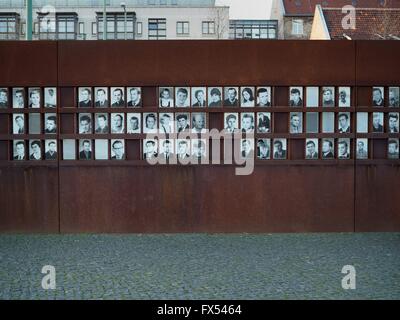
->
0, 41, 57, 86
58, 40, 355, 86
355, 165, 400, 232
0, 166, 59, 232
59, 166, 354, 233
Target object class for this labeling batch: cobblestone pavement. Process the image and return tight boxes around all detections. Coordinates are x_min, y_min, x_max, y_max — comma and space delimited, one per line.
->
0, 233, 399, 299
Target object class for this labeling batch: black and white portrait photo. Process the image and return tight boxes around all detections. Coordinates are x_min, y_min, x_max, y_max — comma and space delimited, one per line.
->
79, 113, 92, 134
12, 88, 25, 108
273, 139, 287, 159
159, 112, 174, 134
388, 113, 399, 133
338, 138, 350, 159
388, 87, 399, 107
241, 112, 255, 133
95, 87, 109, 107
191, 87, 206, 107
159, 87, 174, 108
224, 112, 239, 133
0, 88, 9, 108
322, 87, 335, 107
223, 87, 239, 107
143, 139, 158, 160
44, 87, 57, 108
44, 113, 57, 134
256, 87, 271, 107
289, 87, 303, 107
13, 140, 25, 160
29, 140, 42, 160
63, 139, 76, 160
388, 139, 399, 159
176, 139, 191, 160
372, 87, 384, 107
111, 113, 125, 134
338, 87, 351, 107
95, 139, 109, 160
257, 139, 270, 159
111, 139, 125, 160
306, 87, 319, 107
111, 87, 125, 107
127, 113, 141, 134
175, 87, 190, 108
321, 138, 334, 159
159, 139, 175, 161
45, 140, 57, 160
290, 112, 302, 134
338, 112, 351, 133
95, 113, 109, 134
257, 112, 271, 133
143, 113, 158, 133
240, 139, 254, 159
79, 139, 92, 160
356, 139, 368, 160
28, 88, 41, 108
127, 87, 142, 107
305, 139, 318, 159
372, 112, 384, 133
240, 87, 255, 107
191, 139, 207, 161
13, 114, 25, 134
191, 113, 206, 134
176, 113, 190, 133
208, 87, 222, 107
78, 87, 92, 108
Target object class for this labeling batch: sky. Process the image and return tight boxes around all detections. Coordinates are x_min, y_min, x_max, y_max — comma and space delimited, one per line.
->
216, 0, 273, 19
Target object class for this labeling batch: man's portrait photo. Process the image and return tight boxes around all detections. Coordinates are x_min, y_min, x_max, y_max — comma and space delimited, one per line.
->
338, 138, 350, 159
95, 87, 109, 107
224, 112, 239, 133
241, 112, 255, 133
372, 87, 384, 107
388, 113, 399, 133
256, 87, 271, 107
45, 140, 57, 160
372, 112, 384, 133
12, 88, 25, 108
321, 138, 334, 159
356, 139, 368, 160
44, 114, 57, 134
176, 139, 191, 160
289, 87, 303, 107
143, 139, 158, 160
305, 139, 318, 159
240, 139, 254, 159
44, 87, 57, 108
0, 88, 9, 108
111, 87, 125, 107
322, 87, 335, 107
159, 113, 174, 134
78, 87, 92, 108
29, 140, 42, 160
290, 112, 302, 134
159, 139, 175, 162
388, 139, 399, 159
127, 113, 141, 134
176, 113, 190, 133
13, 114, 25, 134
191, 87, 206, 107
191, 139, 207, 161
159, 87, 174, 108
191, 113, 206, 134
143, 112, 158, 133
111, 139, 125, 160
223, 87, 239, 107
175, 87, 190, 108
95, 113, 109, 134
79, 113, 92, 134
257, 139, 270, 160
338, 87, 351, 107
208, 87, 222, 107
388, 87, 399, 107
79, 139, 92, 160
338, 112, 351, 133
240, 87, 255, 107
111, 113, 125, 134
28, 88, 41, 108
257, 112, 271, 133
273, 139, 287, 159
13, 140, 25, 160
127, 87, 142, 107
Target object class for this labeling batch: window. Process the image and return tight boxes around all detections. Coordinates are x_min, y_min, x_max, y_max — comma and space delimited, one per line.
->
92, 22, 97, 35
0, 14, 20, 40
38, 13, 77, 40
21, 22, 25, 35
160, 0, 167, 4
148, 18, 166, 40
177, 21, 189, 35
97, 12, 136, 40
137, 22, 142, 35
79, 22, 85, 34
229, 20, 278, 39
202, 21, 215, 34
292, 19, 304, 35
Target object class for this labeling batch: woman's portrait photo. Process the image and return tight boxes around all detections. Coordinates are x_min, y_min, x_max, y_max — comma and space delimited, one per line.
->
241, 87, 255, 107
159, 87, 174, 108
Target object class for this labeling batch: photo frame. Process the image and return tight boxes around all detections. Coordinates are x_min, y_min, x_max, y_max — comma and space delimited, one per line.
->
127, 87, 142, 107
13, 113, 25, 134
338, 138, 350, 159
143, 112, 158, 133
322, 87, 335, 107
241, 112, 255, 133
44, 113, 57, 134
175, 87, 190, 107
127, 113, 141, 134
224, 112, 239, 133
28, 87, 41, 108
111, 87, 125, 107
63, 139, 76, 160
356, 138, 368, 160
240, 86, 255, 107
111, 113, 125, 134
12, 87, 25, 108
0, 87, 9, 108
273, 139, 287, 159
257, 112, 271, 133
372, 87, 384, 107
95, 139, 109, 160
388, 87, 400, 107
191, 87, 206, 107
289, 112, 302, 134
29, 139, 42, 160
208, 87, 222, 107
240, 138, 254, 159
388, 112, 399, 133
256, 87, 271, 107
305, 138, 318, 159
191, 112, 207, 134
44, 139, 57, 160
94, 87, 109, 107
94, 113, 109, 134
78, 113, 92, 134
44, 87, 57, 108
289, 87, 303, 107
111, 139, 125, 160
176, 112, 191, 133
388, 138, 399, 159
338, 112, 351, 133
159, 87, 174, 108
338, 87, 351, 107
321, 138, 335, 159
13, 140, 26, 160
79, 139, 92, 160
223, 87, 239, 107
372, 112, 384, 133
159, 112, 174, 134
143, 139, 158, 160
78, 87, 92, 108
257, 138, 270, 159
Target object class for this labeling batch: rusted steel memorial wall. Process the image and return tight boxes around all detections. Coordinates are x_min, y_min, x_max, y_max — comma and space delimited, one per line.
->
0, 40, 399, 233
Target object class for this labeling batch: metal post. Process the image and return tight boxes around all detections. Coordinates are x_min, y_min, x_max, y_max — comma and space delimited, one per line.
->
26, 0, 32, 40
124, 9, 127, 40
103, 0, 107, 40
